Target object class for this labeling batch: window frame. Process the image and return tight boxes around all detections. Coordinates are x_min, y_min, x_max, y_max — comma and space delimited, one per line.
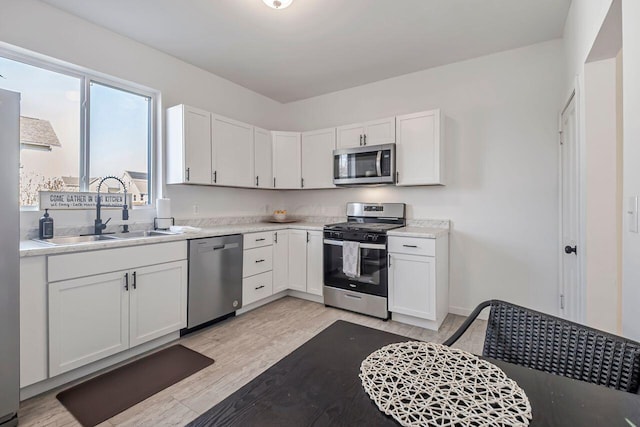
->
0, 44, 158, 211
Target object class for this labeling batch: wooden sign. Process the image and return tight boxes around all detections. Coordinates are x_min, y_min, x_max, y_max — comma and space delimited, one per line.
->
40, 191, 133, 210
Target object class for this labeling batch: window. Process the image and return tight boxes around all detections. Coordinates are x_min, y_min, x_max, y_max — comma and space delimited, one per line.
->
0, 53, 154, 208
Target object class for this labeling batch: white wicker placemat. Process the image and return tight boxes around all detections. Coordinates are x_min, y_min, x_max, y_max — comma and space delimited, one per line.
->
360, 341, 532, 427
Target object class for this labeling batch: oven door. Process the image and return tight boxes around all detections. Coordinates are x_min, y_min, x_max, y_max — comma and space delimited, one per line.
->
323, 238, 388, 297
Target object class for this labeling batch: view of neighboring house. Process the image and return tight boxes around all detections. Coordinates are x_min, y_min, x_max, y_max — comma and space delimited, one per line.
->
19, 116, 61, 151
122, 170, 149, 205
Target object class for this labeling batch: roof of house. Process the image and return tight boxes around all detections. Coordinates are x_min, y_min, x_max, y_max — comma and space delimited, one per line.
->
61, 176, 100, 187
123, 171, 148, 195
124, 171, 148, 181
20, 116, 61, 149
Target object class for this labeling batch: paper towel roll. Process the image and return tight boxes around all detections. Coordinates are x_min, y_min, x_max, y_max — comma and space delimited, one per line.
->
156, 198, 171, 218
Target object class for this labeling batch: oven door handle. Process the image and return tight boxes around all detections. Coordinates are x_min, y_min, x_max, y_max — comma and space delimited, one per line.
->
376, 150, 382, 177
323, 239, 386, 250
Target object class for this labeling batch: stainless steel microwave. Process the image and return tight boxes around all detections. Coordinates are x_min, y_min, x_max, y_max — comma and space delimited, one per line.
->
333, 144, 395, 186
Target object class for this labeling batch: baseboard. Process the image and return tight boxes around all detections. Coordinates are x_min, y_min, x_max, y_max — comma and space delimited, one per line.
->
20, 332, 180, 401
449, 305, 489, 320
287, 290, 323, 303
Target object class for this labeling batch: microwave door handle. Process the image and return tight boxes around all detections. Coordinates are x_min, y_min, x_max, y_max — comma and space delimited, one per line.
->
376, 150, 382, 176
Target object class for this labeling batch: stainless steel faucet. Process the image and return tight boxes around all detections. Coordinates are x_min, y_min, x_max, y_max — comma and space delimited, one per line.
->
94, 176, 129, 235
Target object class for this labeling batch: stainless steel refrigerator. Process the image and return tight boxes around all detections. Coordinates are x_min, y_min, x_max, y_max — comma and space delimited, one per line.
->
0, 88, 20, 427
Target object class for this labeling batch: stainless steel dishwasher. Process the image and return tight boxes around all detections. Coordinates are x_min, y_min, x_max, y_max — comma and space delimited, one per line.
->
186, 235, 243, 330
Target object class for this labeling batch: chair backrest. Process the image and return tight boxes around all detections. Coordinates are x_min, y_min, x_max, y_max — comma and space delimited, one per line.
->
483, 300, 640, 393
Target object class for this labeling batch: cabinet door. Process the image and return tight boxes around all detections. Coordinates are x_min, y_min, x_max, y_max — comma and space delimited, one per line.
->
306, 231, 324, 296
388, 253, 436, 320
183, 106, 213, 184
336, 123, 365, 149
49, 271, 129, 376
254, 127, 273, 188
213, 115, 254, 187
129, 261, 187, 347
20, 256, 48, 387
288, 230, 308, 292
273, 230, 289, 293
363, 117, 396, 146
301, 128, 336, 189
273, 131, 302, 189
396, 110, 443, 186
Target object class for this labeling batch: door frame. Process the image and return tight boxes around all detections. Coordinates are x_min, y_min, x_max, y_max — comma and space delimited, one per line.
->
558, 77, 586, 323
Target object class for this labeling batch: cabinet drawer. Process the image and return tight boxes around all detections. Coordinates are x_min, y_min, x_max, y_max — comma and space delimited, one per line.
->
48, 241, 188, 282
243, 246, 273, 277
243, 231, 274, 249
243, 271, 273, 306
388, 236, 435, 256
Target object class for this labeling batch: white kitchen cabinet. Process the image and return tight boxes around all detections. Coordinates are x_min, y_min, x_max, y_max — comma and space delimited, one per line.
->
272, 131, 302, 189
288, 230, 308, 291
306, 231, 324, 296
49, 271, 130, 376
272, 230, 289, 293
20, 256, 48, 388
243, 271, 274, 306
337, 117, 395, 149
129, 261, 187, 347
166, 104, 212, 185
395, 110, 444, 186
388, 234, 449, 330
212, 114, 254, 187
301, 128, 336, 189
254, 127, 273, 188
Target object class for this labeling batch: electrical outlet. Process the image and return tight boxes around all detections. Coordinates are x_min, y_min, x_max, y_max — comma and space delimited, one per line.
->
193, 204, 199, 215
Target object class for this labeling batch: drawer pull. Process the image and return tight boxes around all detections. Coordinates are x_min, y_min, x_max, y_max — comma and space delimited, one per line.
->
255, 259, 265, 263
403, 244, 418, 248
255, 238, 266, 242
255, 285, 265, 290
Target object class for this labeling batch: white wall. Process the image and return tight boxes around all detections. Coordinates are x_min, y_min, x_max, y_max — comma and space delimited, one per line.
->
621, 0, 640, 341
584, 57, 620, 333
0, 0, 286, 232
278, 41, 565, 315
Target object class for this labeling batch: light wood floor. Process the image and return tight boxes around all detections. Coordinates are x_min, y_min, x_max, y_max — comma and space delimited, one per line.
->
18, 297, 487, 426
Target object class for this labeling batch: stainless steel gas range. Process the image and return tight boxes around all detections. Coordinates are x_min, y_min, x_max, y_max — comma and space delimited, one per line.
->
323, 202, 406, 319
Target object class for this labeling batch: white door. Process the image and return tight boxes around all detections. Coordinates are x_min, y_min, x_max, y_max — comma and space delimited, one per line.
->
288, 230, 308, 291
363, 117, 396, 146
336, 123, 365, 149
273, 230, 289, 293
388, 253, 436, 320
301, 128, 336, 189
129, 261, 187, 347
254, 127, 273, 188
273, 131, 302, 189
49, 271, 129, 376
396, 110, 443, 186
213, 115, 254, 187
306, 231, 324, 296
560, 94, 582, 321
184, 106, 212, 184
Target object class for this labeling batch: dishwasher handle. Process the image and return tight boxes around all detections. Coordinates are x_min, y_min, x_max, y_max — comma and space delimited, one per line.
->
196, 241, 240, 253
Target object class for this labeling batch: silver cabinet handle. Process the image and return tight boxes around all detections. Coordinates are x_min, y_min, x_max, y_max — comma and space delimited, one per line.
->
255, 259, 265, 263
403, 244, 418, 248
344, 293, 362, 300
255, 285, 265, 290
186, 168, 190, 182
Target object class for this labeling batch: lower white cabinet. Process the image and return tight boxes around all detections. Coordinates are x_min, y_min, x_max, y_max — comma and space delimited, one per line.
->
48, 254, 188, 377
272, 230, 289, 294
306, 231, 324, 296
243, 271, 274, 305
388, 234, 448, 330
288, 230, 308, 291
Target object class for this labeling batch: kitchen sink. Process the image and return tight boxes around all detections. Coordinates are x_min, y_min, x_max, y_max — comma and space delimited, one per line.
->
111, 230, 177, 239
35, 234, 120, 245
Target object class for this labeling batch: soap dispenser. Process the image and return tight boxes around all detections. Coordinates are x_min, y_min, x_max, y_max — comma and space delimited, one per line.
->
39, 209, 54, 239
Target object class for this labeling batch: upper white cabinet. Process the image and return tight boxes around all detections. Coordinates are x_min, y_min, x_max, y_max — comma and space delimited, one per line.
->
167, 105, 212, 185
273, 131, 302, 189
212, 115, 254, 187
254, 127, 273, 188
395, 110, 444, 186
337, 117, 395, 149
301, 128, 336, 189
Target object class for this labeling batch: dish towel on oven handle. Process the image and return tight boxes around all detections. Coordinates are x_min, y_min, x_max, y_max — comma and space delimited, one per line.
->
342, 241, 361, 278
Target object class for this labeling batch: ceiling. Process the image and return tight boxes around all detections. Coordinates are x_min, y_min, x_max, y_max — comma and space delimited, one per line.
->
41, 0, 571, 103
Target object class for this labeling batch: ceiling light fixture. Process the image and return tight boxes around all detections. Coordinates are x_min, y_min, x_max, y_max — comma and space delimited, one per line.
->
263, 0, 293, 9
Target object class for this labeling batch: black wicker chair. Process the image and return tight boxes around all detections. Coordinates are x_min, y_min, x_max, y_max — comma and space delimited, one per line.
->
443, 299, 640, 393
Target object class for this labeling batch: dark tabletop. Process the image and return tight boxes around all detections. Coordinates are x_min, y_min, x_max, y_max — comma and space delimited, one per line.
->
188, 320, 640, 427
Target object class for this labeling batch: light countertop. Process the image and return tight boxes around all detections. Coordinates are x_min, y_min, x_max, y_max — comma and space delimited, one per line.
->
387, 226, 449, 239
